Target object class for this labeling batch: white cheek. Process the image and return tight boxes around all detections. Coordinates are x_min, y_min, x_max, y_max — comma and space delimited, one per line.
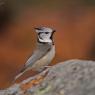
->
38, 33, 52, 43
45, 34, 51, 39
41, 34, 46, 38
48, 34, 51, 38
40, 34, 49, 39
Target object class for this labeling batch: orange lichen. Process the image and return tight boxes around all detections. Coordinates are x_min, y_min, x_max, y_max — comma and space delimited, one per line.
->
20, 75, 44, 91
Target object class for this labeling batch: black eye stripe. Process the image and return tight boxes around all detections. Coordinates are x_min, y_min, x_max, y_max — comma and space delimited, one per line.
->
45, 32, 49, 34
38, 32, 49, 35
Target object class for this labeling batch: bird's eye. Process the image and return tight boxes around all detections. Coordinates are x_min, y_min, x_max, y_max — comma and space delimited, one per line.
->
45, 32, 49, 34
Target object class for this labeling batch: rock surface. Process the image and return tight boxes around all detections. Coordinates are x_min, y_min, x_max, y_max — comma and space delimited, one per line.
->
0, 59, 95, 95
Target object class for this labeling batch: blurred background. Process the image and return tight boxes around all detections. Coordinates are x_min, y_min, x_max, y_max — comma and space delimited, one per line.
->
0, 0, 95, 88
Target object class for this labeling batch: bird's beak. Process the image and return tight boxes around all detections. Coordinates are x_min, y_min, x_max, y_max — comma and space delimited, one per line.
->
34, 27, 42, 33
34, 27, 41, 30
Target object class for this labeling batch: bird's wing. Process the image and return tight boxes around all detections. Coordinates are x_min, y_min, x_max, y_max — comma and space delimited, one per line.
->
14, 44, 51, 81
25, 45, 51, 68
14, 46, 50, 81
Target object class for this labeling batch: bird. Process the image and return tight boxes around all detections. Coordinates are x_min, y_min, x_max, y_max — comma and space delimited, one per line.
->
14, 27, 56, 81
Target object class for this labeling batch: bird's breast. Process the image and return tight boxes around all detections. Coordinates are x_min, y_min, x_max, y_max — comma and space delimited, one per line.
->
32, 45, 55, 72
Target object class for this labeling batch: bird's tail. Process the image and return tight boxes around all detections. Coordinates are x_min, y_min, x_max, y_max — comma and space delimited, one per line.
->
14, 72, 24, 81
13, 67, 26, 83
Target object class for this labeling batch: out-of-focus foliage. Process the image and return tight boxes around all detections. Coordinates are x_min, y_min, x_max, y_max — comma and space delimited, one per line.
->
82, 0, 95, 6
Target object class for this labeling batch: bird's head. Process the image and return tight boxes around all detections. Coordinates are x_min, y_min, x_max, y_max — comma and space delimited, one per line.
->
34, 27, 56, 44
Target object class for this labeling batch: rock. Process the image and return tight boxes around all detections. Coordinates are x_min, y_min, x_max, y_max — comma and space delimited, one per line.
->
0, 59, 95, 95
